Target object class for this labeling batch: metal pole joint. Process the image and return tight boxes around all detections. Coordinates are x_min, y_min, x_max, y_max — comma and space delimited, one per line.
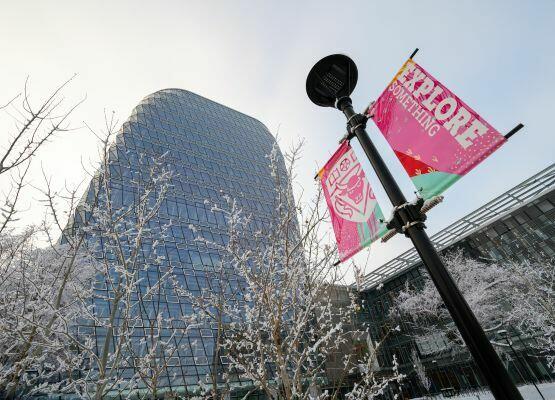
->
386, 197, 427, 237
337, 97, 368, 142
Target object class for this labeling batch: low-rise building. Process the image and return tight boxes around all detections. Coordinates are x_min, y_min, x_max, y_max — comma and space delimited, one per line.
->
358, 163, 555, 397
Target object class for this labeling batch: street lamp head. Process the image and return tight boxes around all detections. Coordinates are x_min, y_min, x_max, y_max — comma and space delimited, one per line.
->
306, 54, 358, 108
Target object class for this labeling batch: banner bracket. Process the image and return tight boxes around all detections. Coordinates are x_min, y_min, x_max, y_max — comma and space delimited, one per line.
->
409, 48, 419, 59
338, 132, 351, 144
504, 123, 524, 139
381, 196, 444, 242
336, 111, 369, 145
347, 113, 368, 135
385, 197, 426, 239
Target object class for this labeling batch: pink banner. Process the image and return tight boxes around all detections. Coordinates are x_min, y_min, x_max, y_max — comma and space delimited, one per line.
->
319, 141, 386, 262
369, 59, 506, 199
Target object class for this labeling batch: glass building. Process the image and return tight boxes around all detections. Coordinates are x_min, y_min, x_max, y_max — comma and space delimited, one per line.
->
71, 89, 287, 397
357, 164, 555, 397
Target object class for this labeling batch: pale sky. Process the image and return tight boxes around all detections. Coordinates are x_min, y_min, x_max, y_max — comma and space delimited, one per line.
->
1, 1, 554, 281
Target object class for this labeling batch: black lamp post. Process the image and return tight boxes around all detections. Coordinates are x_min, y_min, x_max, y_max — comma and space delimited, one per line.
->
306, 54, 523, 400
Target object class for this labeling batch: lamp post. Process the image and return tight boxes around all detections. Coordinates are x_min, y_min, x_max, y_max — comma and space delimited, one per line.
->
498, 330, 545, 399
306, 54, 523, 400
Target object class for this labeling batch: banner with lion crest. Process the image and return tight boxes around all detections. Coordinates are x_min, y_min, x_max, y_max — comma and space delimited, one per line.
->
318, 141, 387, 262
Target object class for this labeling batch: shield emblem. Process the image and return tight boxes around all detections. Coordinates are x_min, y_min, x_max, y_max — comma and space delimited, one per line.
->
325, 147, 377, 223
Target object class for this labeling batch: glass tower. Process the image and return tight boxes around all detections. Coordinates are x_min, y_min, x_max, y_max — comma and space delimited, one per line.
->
74, 89, 287, 396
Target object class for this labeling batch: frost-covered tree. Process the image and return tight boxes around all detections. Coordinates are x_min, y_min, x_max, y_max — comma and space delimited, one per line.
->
0, 75, 82, 234
0, 77, 86, 399
510, 259, 555, 370
184, 141, 404, 400
58, 118, 197, 399
392, 251, 555, 364
0, 226, 95, 398
0, 108, 196, 399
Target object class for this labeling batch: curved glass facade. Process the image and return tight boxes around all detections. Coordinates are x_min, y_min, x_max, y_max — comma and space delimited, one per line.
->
76, 89, 286, 395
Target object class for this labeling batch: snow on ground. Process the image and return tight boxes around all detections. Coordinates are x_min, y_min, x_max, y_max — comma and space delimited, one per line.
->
411, 382, 555, 399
